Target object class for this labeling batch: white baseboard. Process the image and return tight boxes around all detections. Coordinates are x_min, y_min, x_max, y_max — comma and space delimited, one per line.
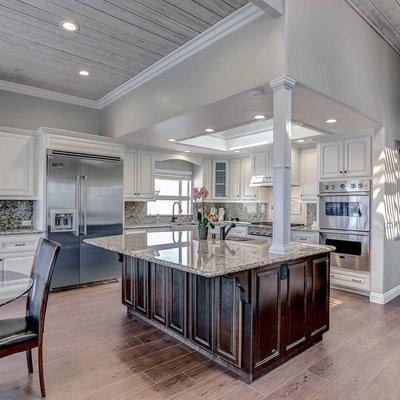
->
370, 284, 400, 304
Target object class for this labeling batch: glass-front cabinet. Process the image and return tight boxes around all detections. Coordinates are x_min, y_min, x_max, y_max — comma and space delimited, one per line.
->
212, 160, 229, 199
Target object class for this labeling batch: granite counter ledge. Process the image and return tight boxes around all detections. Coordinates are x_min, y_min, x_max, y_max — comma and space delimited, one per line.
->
84, 227, 334, 382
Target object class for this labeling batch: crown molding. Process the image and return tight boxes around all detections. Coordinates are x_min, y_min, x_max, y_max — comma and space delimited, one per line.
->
0, 3, 263, 110
0, 80, 100, 109
97, 2, 264, 108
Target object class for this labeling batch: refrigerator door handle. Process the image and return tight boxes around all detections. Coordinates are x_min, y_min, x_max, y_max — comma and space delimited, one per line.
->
82, 175, 88, 236
75, 175, 81, 236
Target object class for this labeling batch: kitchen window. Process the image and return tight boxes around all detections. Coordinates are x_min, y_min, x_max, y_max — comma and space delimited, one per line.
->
147, 174, 192, 215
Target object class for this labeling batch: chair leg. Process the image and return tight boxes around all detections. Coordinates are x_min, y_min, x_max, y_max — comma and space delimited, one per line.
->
26, 349, 33, 373
38, 344, 46, 398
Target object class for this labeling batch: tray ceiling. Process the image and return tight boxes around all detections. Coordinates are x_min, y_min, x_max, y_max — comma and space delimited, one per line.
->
347, 0, 400, 54
0, 0, 249, 100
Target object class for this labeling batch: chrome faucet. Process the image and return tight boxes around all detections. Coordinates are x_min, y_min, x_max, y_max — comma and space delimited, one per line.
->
219, 223, 236, 240
172, 201, 182, 222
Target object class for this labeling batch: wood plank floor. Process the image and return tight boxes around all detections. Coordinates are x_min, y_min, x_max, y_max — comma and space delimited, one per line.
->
1, 282, 400, 400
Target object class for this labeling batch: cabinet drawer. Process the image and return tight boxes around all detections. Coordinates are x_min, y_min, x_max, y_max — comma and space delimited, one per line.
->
0, 234, 43, 254
229, 226, 248, 237
330, 268, 370, 292
291, 231, 319, 244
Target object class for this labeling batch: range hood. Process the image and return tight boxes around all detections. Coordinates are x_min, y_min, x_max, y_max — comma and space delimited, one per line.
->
250, 175, 273, 187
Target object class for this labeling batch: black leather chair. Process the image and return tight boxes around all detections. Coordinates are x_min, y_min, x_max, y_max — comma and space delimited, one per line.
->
0, 239, 61, 398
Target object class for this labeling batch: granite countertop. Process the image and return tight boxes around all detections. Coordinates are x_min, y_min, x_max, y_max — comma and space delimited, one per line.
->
0, 229, 45, 236
85, 226, 334, 278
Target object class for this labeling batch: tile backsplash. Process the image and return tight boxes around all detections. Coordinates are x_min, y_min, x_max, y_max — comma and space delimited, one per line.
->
124, 201, 268, 226
0, 200, 34, 230
125, 200, 317, 227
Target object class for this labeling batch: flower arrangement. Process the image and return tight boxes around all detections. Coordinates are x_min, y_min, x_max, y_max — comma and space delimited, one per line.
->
192, 186, 215, 229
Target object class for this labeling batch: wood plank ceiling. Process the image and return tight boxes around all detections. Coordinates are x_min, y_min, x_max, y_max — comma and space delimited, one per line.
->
0, 0, 249, 100
347, 0, 400, 54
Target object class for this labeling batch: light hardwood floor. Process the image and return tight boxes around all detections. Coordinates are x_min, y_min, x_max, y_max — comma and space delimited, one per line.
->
1, 282, 400, 400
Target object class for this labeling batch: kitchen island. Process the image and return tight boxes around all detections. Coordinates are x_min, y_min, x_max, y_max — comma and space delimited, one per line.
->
85, 227, 334, 382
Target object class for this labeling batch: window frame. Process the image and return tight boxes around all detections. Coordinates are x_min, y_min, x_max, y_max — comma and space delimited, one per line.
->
147, 171, 192, 216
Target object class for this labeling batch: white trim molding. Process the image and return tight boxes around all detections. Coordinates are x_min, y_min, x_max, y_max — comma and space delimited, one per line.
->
0, 3, 263, 110
370, 284, 400, 304
0, 80, 100, 109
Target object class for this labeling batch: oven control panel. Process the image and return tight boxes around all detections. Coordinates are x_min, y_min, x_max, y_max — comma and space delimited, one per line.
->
319, 179, 370, 194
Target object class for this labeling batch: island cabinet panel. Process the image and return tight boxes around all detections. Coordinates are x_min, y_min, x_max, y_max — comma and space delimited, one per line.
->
189, 275, 213, 351
253, 266, 282, 371
150, 264, 167, 325
134, 259, 150, 316
122, 256, 135, 307
213, 276, 242, 367
282, 261, 308, 354
309, 256, 330, 337
167, 268, 187, 336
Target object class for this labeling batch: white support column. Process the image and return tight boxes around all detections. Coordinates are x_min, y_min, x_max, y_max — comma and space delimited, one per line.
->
269, 76, 296, 254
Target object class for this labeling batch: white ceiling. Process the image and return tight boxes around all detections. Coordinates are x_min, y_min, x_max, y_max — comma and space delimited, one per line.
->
0, 0, 249, 100
347, 0, 400, 54
120, 83, 382, 154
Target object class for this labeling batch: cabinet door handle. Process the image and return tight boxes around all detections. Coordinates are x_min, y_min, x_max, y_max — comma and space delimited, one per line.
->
344, 170, 348, 174
339, 170, 343, 174
14, 243, 26, 247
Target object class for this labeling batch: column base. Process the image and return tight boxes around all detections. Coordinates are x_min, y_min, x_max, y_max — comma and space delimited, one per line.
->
268, 243, 297, 255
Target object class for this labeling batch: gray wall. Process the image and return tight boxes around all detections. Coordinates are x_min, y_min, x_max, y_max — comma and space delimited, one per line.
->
0, 90, 101, 134
101, 13, 284, 139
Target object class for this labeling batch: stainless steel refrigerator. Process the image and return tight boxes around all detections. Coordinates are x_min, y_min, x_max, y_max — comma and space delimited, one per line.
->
47, 151, 123, 290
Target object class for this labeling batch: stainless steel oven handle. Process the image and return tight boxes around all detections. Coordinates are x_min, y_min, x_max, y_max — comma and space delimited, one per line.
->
75, 175, 81, 236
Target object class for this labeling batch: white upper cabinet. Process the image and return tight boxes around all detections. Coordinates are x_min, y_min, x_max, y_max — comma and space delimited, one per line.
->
241, 156, 257, 200
124, 149, 155, 200
319, 136, 371, 179
300, 148, 318, 201
252, 151, 273, 182
344, 136, 371, 177
203, 159, 212, 194
136, 151, 154, 199
320, 141, 343, 179
0, 131, 35, 199
212, 160, 229, 200
229, 158, 241, 200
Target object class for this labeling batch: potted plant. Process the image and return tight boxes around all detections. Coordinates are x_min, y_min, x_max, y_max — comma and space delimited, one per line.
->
192, 186, 214, 240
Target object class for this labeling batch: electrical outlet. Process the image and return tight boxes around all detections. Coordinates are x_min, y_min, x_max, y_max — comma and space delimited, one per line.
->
21, 220, 32, 227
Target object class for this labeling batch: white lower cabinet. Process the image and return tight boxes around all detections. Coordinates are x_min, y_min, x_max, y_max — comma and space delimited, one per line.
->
0, 233, 44, 279
2, 254, 35, 276
330, 267, 370, 293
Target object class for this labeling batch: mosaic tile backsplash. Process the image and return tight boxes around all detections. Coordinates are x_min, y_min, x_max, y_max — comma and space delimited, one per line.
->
307, 203, 317, 226
125, 201, 268, 226
0, 200, 34, 230
125, 201, 317, 227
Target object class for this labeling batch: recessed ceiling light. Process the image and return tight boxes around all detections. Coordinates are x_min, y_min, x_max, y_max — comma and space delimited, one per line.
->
184, 150, 191, 153
296, 139, 305, 143
326, 118, 337, 124
61, 21, 79, 32
168, 138, 176, 142
234, 150, 240, 153
254, 114, 266, 120
79, 70, 90, 76
205, 128, 214, 133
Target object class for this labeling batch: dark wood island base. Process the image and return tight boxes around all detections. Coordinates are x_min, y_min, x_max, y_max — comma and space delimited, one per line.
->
122, 253, 330, 382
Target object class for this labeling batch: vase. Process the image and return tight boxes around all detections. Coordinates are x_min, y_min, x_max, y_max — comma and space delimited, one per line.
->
198, 226, 208, 240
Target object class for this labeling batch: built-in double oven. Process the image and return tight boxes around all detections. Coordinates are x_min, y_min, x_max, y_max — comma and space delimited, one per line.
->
319, 179, 370, 272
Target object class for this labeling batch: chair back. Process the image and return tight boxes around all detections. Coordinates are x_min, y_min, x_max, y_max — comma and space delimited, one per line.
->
26, 239, 61, 333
